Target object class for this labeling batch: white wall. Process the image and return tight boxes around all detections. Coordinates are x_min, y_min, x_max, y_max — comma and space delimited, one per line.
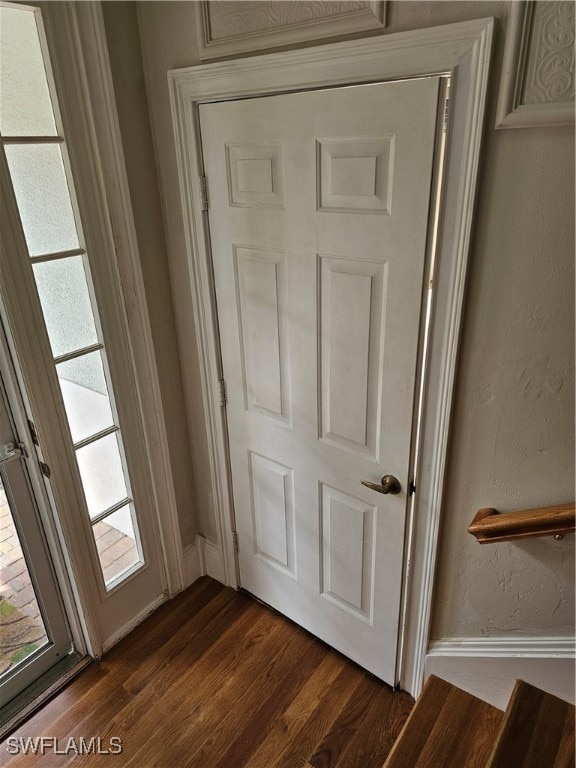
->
106, 1, 574, 643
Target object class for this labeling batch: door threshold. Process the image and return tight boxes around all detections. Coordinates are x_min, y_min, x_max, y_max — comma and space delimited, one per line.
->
0, 652, 91, 739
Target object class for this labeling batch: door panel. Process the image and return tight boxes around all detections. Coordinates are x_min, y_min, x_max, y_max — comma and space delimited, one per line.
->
200, 78, 440, 683
320, 255, 387, 457
235, 246, 289, 422
250, 451, 295, 577
320, 482, 376, 623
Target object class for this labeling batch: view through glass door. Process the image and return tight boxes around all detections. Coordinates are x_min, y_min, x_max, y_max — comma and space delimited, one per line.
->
0, 333, 72, 721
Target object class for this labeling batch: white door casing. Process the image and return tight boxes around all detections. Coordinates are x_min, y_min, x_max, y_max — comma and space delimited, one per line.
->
200, 78, 440, 684
169, 19, 493, 696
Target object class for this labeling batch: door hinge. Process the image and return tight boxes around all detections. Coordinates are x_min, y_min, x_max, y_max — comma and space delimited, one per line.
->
28, 419, 39, 446
39, 461, 51, 479
443, 87, 451, 134
232, 531, 239, 554
218, 377, 227, 407
200, 175, 209, 211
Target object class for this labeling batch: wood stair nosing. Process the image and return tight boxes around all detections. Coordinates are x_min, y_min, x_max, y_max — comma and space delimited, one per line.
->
487, 679, 576, 768
383, 675, 575, 768
382, 674, 503, 768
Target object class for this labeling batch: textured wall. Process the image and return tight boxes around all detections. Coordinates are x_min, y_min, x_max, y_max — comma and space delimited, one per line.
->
124, 1, 574, 638
431, 123, 575, 638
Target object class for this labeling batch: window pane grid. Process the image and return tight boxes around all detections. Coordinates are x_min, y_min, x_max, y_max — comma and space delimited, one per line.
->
76, 428, 128, 521
92, 504, 142, 587
32, 256, 99, 359
5, 143, 81, 256
1, 135, 64, 144
54, 343, 104, 366
1, 4, 145, 591
29, 248, 86, 265
73, 425, 119, 452
89, 497, 133, 527
0, 5, 57, 137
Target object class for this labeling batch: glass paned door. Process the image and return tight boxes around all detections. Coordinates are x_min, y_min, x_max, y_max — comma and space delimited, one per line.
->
0, 481, 48, 677
0, 349, 72, 715
1, 1, 166, 655
0, 2, 145, 591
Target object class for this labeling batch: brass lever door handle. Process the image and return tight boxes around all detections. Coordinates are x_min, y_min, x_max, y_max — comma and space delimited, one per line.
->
361, 475, 401, 495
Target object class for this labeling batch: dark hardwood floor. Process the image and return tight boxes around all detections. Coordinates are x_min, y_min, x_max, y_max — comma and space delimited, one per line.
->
2, 577, 413, 767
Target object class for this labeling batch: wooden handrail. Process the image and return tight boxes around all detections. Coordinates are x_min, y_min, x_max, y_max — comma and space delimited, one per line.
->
469, 503, 576, 544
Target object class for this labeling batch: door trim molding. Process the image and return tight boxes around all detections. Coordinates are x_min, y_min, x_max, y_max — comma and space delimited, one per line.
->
67, 3, 185, 598
169, 18, 494, 697
40, 0, 186, 622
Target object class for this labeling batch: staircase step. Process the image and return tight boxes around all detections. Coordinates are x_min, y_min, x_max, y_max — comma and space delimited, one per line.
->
383, 674, 503, 768
487, 680, 575, 768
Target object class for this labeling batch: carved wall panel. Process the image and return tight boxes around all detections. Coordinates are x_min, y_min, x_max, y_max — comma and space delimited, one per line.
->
496, 0, 574, 128
196, 1, 386, 60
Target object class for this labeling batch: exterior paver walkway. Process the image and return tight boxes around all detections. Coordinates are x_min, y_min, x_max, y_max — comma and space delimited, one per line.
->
0, 481, 137, 676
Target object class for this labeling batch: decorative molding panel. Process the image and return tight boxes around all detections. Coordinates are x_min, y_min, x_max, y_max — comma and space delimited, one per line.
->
496, 0, 575, 128
317, 136, 394, 214
226, 143, 285, 209
234, 245, 291, 424
196, 1, 387, 60
319, 255, 387, 459
320, 483, 376, 623
249, 452, 296, 577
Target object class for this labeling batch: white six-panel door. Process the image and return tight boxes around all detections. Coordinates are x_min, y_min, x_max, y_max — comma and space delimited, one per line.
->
199, 78, 440, 684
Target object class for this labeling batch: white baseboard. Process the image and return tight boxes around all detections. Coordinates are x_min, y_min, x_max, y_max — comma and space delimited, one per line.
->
183, 537, 205, 587
426, 637, 576, 710
183, 536, 226, 585
101, 593, 167, 654
204, 539, 226, 583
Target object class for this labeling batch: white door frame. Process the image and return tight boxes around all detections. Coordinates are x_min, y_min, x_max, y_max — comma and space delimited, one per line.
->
169, 18, 493, 697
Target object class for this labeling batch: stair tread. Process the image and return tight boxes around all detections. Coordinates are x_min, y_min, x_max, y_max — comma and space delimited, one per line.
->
383, 675, 503, 768
488, 680, 575, 768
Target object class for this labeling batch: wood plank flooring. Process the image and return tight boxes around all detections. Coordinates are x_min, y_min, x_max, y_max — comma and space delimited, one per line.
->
1, 577, 413, 767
